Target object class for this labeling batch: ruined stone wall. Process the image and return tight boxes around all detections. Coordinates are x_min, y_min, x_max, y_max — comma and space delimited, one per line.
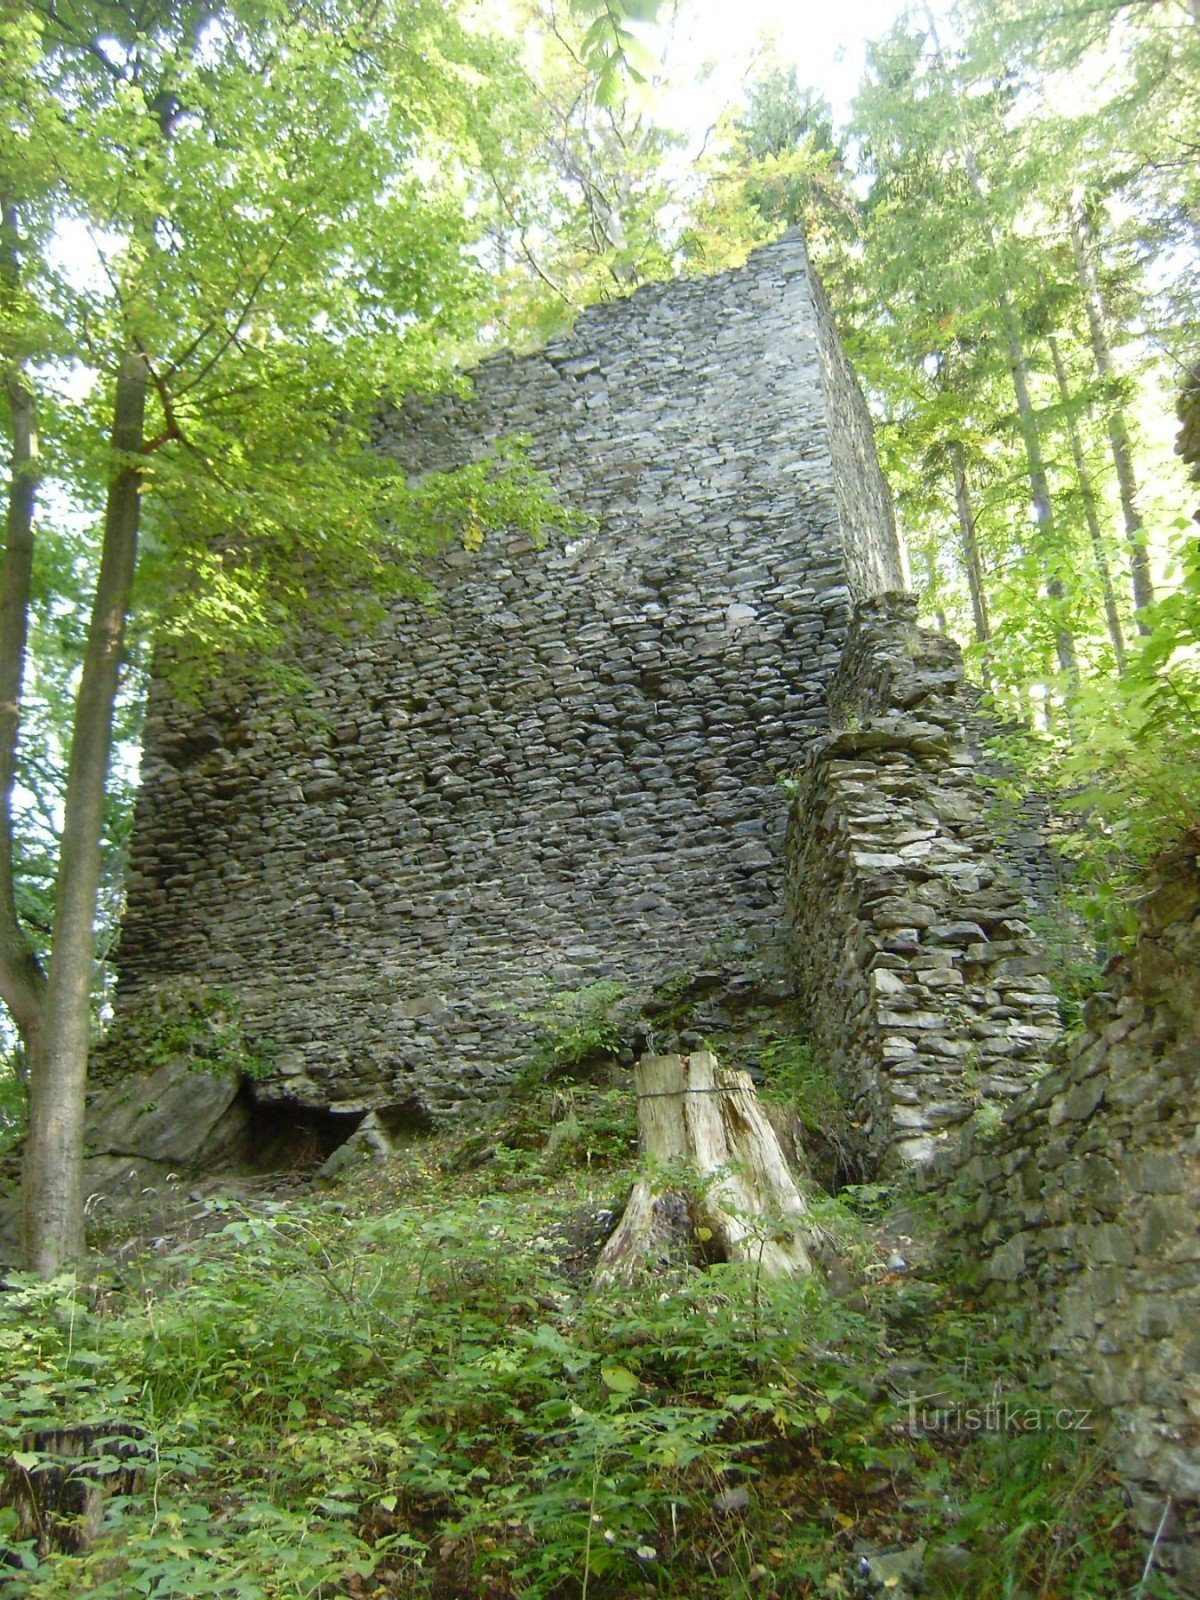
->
807, 271, 906, 602
964, 708, 1074, 922
785, 595, 1061, 1170
115, 233, 906, 1117
920, 867, 1200, 1580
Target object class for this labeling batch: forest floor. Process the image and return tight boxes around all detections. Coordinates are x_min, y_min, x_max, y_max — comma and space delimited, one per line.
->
0, 1079, 1178, 1600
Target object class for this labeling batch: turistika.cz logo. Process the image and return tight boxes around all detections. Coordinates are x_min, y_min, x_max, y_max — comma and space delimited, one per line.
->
901, 1390, 1094, 1435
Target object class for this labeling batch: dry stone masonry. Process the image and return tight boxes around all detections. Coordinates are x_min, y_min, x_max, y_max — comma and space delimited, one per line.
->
785, 596, 1062, 1171
115, 233, 906, 1120
105, 233, 1200, 1545
115, 235, 1064, 1167
922, 867, 1200, 1585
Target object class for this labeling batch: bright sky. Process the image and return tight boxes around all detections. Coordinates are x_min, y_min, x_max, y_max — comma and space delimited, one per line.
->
656, 0, 910, 134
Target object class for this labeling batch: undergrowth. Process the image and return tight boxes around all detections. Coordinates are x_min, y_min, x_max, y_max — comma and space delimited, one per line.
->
0, 1086, 1175, 1599
758, 1036, 842, 1130
99, 981, 275, 1082
524, 982, 630, 1079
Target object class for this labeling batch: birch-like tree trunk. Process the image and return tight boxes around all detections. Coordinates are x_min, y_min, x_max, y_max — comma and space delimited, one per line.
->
21, 351, 148, 1275
949, 439, 991, 653
995, 297, 1079, 681
1047, 332, 1127, 671
921, 6, 1077, 682
0, 198, 47, 1092
1070, 214, 1154, 626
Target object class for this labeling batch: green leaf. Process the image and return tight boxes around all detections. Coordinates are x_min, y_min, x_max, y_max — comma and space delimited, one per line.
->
600, 1362, 638, 1394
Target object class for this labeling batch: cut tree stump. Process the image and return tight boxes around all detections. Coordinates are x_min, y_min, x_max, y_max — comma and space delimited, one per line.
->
594, 1051, 817, 1287
0, 1423, 146, 1558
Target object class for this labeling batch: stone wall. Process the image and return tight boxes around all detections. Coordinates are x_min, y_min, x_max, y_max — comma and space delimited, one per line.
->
115, 233, 906, 1117
807, 270, 907, 603
102, 215, 1200, 1570
964, 708, 1073, 922
920, 866, 1200, 1578
785, 595, 1061, 1171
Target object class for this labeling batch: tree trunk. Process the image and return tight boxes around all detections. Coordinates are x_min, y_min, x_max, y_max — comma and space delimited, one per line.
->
1070, 214, 1154, 625
998, 303, 1078, 682
920, 8, 1076, 682
21, 350, 148, 1276
1047, 333, 1127, 672
0, 198, 47, 1062
594, 1051, 816, 1288
949, 440, 991, 657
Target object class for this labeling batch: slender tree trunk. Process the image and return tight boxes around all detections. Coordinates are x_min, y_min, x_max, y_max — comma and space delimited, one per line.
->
949, 440, 991, 649
1047, 334, 1127, 671
1070, 214, 1154, 625
996, 300, 1078, 680
0, 199, 47, 1069
21, 351, 147, 1276
921, 9, 1077, 680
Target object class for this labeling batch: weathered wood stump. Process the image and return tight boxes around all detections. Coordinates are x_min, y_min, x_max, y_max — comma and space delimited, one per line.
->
594, 1051, 816, 1287
0, 1423, 146, 1557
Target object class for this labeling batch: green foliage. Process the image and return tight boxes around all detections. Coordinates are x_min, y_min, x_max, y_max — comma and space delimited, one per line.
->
978, 520, 1200, 947
0, 1059, 27, 1157
726, 0, 1197, 738
0, 1103, 1161, 1598
526, 980, 629, 1079
917, 1407, 1151, 1599
541, 1084, 638, 1171
451, 1080, 638, 1180
1055, 530, 1200, 934
834, 1181, 897, 1223
1027, 909, 1106, 1031
472, 0, 684, 348
105, 981, 273, 1081
757, 1034, 843, 1131
684, 68, 856, 273
572, 0, 661, 108
2, 0, 611, 1274
0, 517, 146, 1025
159, 439, 578, 702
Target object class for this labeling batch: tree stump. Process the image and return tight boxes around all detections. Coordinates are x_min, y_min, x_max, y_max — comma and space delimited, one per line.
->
0, 1423, 146, 1558
594, 1051, 817, 1287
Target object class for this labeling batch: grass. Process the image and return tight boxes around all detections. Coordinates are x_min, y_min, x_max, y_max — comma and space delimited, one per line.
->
0, 1082, 1176, 1600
